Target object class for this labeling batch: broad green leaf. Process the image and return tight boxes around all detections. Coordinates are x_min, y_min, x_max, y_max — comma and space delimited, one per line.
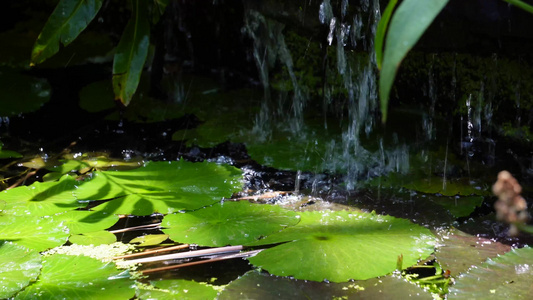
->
0, 215, 69, 251
15, 254, 135, 300
0, 175, 81, 217
219, 270, 432, 300
0, 242, 42, 299
31, 0, 103, 65
112, 0, 150, 106
247, 210, 435, 282
0, 67, 51, 117
449, 247, 533, 299
0, 141, 22, 159
430, 195, 483, 218
137, 279, 218, 300
375, 0, 398, 70
503, 0, 533, 14
379, 0, 448, 122
129, 234, 168, 246
53, 211, 119, 235
74, 160, 243, 215
434, 228, 511, 276
69, 230, 117, 245
162, 201, 300, 247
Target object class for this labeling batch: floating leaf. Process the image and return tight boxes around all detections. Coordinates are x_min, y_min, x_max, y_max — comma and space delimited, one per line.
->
430, 195, 484, 218
112, 0, 150, 106
434, 228, 511, 275
31, 0, 103, 65
219, 270, 432, 300
74, 160, 243, 215
69, 231, 117, 246
0, 215, 69, 251
137, 279, 218, 300
449, 247, 533, 299
0, 141, 22, 159
247, 210, 435, 282
1, 175, 81, 217
15, 254, 135, 300
162, 201, 300, 247
53, 211, 119, 235
379, 0, 448, 121
129, 234, 168, 246
0, 242, 42, 299
0, 67, 51, 116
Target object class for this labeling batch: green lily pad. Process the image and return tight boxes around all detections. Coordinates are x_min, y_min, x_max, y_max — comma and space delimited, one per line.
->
69, 230, 117, 246
429, 195, 484, 218
449, 247, 533, 299
74, 160, 243, 216
162, 201, 300, 247
0, 141, 22, 159
53, 211, 119, 235
434, 228, 512, 276
129, 234, 169, 246
0, 215, 69, 251
247, 210, 435, 282
0, 67, 51, 116
0, 242, 42, 299
0, 175, 81, 217
15, 254, 135, 300
136, 279, 218, 300
218, 270, 432, 300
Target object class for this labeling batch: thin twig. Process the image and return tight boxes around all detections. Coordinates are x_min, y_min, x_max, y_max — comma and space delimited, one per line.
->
113, 244, 190, 260
119, 245, 244, 265
108, 223, 162, 234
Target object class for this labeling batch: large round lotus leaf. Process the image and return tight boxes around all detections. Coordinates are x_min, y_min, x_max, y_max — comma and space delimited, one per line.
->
53, 211, 119, 235
74, 160, 243, 216
0, 175, 81, 216
0, 242, 42, 299
69, 230, 117, 246
0, 67, 50, 116
136, 279, 218, 300
247, 210, 435, 282
449, 247, 533, 299
162, 201, 300, 247
218, 270, 432, 300
15, 254, 135, 300
434, 228, 511, 275
0, 215, 69, 251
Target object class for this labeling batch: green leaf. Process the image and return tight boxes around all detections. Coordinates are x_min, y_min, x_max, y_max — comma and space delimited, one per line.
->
162, 201, 300, 247
375, 0, 398, 70
379, 0, 448, 122
450, 247, 533, 299
0, 242, 42, 299
129, 234, 168, 246
137, 279, 218, 300
503, 0, 533, 14
247, 210, 435, 282
15, 254, 135, 300
31, 0, 103, 65
0, 67, 51, 117
0, 175, 82, 217
69, 231, 117, 246
53, 211, 119, 235
0, 215, 69, 251
112, 0, 150, 106
74, 160, 243, 216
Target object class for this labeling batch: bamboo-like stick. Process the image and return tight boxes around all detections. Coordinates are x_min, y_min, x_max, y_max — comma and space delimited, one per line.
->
120, 245, 244, 264
113, 244, 190, 260
109, 223, 162, 234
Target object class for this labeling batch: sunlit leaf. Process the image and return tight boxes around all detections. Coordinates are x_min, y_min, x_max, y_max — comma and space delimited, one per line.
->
0, 242, 42, 299
247, 210, 435, 282
0, 215, 69, 251
0, 67, 51, 117
162, 201, 300, 247
53, 211, 119, 235
379, 0, 448, 121
219, 270, 432, 300
449, 247, 533, 299
69, 230, 117, 246
0, 175, 81, 217
31, 0, 103, 65
74, 160, 243, 215
15, 254, 135, 300
112, 0, 150, 106
129, 234, 168, 246
137, 279, 218, 300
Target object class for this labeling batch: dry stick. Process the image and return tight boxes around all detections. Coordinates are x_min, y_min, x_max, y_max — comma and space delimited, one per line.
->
108, 223, 162, 234
113, 244, 190, 260
141, 249, 263, 275
120, 245, 244, 265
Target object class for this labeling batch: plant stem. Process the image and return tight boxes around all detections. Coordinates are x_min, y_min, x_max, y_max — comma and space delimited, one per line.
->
503, 0, 533, 14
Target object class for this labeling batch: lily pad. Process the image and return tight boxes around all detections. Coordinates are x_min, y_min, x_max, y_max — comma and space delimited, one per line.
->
0, 67, 51, 116
218, 270, 432, 300
53, 211, 119, 235
15, 254, 135, 300
129, 234, 169, 246
0, 141, 22, 159
0, 242, 42, 299
429, 195, 484, 218
74, 160, 243, 215
69, 230, 117, 246
162, 201, 300, 247
247, 210, 435, 282
0, 175, 81, 217
136, 279, 218, 300
0, 215, 69, 251
449, 247, 533, 299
